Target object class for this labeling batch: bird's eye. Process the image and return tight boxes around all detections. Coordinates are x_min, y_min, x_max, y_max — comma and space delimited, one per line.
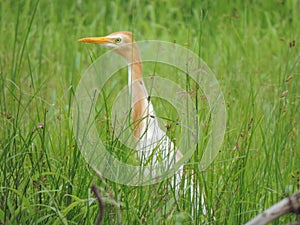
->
115, 38, 122, 43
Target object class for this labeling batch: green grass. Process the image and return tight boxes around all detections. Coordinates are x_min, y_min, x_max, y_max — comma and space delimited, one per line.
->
1, 0, 299, 224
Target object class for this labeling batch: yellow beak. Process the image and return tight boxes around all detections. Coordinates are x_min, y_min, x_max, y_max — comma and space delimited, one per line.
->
77, 37, 112, 44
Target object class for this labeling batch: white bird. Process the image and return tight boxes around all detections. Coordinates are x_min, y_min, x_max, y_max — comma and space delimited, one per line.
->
78, 31, 206, 216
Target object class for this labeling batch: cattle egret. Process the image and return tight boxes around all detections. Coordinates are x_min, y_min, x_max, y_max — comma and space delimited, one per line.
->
78, 31, 206, 215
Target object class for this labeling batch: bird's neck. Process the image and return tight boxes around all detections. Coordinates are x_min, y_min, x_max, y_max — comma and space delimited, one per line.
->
128, 61, 143, 81
128, 61, 153, 141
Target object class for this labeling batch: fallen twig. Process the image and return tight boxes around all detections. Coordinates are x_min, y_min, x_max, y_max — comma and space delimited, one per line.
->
93, 168, 123, 225
91, 184, 104, 225
245, 191, 300, 225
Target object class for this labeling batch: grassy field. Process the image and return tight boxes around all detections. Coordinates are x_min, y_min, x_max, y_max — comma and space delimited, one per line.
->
1, 0, 299, 224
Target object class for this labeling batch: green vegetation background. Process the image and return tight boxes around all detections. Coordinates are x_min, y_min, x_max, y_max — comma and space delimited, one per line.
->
0, 0, 299, 224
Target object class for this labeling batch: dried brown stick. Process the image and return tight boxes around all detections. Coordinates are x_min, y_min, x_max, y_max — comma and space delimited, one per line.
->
91, 184, 104, 225
245, 191, 300, 225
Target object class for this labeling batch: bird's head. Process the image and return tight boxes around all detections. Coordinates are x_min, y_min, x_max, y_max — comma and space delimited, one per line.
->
78, 31, 140, 63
